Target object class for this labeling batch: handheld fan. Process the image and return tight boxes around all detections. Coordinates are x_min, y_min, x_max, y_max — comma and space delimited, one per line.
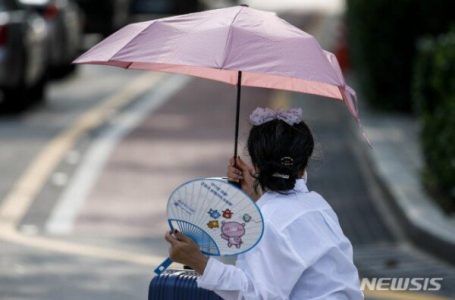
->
154, 178, 264, 275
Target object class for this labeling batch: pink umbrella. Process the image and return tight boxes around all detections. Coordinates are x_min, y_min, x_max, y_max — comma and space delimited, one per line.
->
75, 5, 366, 156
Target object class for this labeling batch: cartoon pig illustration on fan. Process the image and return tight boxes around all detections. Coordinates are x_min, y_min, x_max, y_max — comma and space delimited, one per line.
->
220, 221, 246, 248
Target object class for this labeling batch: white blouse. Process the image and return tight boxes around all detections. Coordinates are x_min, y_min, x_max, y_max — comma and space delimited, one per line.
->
197, 179, 364, 300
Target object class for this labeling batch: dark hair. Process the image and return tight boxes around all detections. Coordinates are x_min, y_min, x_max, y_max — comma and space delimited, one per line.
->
247, 119, 314, 192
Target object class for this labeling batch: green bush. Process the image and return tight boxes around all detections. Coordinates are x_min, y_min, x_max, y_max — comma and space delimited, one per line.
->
413, 31, 455, 212
346, 0, 454, 111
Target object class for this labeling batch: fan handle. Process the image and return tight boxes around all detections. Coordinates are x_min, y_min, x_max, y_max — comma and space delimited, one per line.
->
154, 257, 173, 275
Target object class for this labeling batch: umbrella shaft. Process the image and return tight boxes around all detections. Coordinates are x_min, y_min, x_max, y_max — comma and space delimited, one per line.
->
234, 71, 242, 165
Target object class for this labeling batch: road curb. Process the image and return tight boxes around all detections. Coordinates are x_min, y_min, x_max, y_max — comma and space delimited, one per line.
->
356, 110, 455, 264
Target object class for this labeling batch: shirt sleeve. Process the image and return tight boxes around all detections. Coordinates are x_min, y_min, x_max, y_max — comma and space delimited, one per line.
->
197, 222, 307, 300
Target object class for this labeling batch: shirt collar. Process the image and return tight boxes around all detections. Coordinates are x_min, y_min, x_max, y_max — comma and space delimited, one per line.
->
293, 178, 309, 193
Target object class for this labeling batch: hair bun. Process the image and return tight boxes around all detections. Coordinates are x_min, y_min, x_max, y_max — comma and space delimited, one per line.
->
257, 160, 298, 191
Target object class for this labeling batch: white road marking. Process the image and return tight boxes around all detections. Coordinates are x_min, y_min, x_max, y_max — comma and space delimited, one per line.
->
46, 75, 191, 235
51, 172, 69, 187
65, 150, 81, 165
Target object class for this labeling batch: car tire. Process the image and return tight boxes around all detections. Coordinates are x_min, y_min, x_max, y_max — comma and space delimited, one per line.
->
1, 78, 47, 112
0, 87, 28, 112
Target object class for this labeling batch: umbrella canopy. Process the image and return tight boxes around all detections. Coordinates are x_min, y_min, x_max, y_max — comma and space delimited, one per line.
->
75, 6, 358, 118
74, 5, 366, 152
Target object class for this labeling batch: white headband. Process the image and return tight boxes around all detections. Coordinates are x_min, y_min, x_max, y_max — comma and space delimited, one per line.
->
249, 107, 303, 126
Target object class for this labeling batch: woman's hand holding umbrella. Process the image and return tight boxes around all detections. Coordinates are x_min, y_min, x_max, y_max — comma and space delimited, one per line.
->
227, 157, 262, 201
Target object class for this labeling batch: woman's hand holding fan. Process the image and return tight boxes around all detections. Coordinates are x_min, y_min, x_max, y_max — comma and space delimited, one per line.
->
165, 230, 208, 274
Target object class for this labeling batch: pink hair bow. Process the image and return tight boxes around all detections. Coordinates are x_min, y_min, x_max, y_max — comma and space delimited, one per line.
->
249, 107, 303, 126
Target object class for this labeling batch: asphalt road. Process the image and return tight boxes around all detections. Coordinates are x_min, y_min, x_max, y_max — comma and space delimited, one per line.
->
0, 10, 454, 300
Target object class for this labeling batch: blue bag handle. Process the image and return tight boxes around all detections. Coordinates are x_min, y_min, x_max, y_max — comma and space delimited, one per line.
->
154, 257, 173, 275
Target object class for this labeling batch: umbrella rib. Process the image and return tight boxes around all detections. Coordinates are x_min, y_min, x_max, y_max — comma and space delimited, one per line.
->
220, 6, 244, 69
108, 21, 157, 62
